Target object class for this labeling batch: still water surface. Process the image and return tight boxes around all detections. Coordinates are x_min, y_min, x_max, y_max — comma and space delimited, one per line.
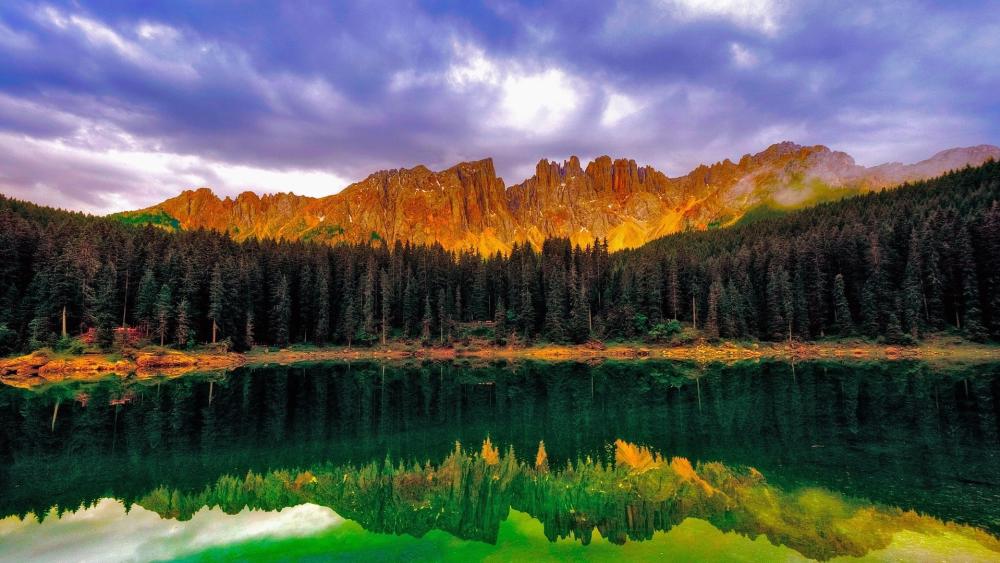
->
1, 360, 998, 561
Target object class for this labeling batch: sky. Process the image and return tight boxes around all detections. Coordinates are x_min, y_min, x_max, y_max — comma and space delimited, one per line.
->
0, 0, 998, 214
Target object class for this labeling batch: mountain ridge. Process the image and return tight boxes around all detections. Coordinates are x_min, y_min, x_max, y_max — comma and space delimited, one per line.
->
117, 142, 1000, 252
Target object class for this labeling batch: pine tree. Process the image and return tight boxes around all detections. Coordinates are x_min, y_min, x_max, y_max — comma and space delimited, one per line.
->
861, 237, 886, 338
956, 225, 987, 341
519, 286, 534, 341
245, 308, 255, 348
667, 256, 679, 321
437, 287, 448, 343
297, 262, 313, 342
543, 267, 567, 343
567, 267, 590, 343
860, 276, 880, 338
472, 266, 489, 320
314, 261, 330, 344
403, 267, 420, 337
766, 264, 792, 341
832, 273, 853, 335
380, 268, 390, 345
175, 298, 193, 348
493, 296, 507, 344
271, 274, 291, 347
208, 263, 225, 344
705, 278, 722, 340
92, 263, 118, 349
901, 231, 924, 338
362, 258, 376, 342
421, 294, 432, 343
155, 284, 172, 346
136, 266, 158, 337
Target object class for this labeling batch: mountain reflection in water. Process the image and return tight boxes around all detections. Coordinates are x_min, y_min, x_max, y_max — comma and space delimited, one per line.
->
0, 360, 998, 561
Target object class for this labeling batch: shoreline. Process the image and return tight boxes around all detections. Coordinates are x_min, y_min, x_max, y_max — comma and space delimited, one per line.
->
0, 338, 1000, 387
2, 338, 998, 388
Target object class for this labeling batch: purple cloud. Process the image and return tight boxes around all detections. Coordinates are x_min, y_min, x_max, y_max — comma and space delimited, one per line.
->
0, 0, 997, 212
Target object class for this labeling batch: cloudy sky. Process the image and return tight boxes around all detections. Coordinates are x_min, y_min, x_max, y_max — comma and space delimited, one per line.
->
0, 0, 998, 213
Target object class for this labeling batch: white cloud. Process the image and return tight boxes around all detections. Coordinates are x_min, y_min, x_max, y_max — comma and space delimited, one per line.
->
443, 41, 583, 133
601, 92, 642, 127
729, 42, 758, 68
0, 499, 342, 563
136, 22, 180, 42
665, 0, 784, 35
35, 6, 197, 82
0, 131, 351, 213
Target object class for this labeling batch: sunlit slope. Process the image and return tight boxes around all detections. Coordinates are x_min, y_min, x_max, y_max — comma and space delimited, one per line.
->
115, 143, 1000, 252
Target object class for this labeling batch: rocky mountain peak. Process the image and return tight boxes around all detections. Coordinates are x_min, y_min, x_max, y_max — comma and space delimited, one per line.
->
121, 142, 1000, 254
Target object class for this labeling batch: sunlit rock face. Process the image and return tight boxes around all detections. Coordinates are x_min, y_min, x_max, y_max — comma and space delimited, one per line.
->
118, 143, 1000, 252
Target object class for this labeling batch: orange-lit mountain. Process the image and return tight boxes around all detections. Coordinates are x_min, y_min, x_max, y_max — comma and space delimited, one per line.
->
118, 142, 1000, 252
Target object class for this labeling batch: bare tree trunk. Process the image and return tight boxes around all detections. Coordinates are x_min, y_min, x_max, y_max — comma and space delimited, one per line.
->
212, 319, 218, 344
51, 400, 60, 432
61, 306, 67, 338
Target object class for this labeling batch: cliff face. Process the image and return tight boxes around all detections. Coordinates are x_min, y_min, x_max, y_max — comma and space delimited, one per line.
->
119, 142, 1000, 252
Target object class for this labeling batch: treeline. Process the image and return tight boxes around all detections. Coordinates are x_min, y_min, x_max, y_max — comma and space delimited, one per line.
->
0, 161, 999, 354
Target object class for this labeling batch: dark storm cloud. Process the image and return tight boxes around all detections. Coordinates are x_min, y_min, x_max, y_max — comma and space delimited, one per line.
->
0, 0, 997, 212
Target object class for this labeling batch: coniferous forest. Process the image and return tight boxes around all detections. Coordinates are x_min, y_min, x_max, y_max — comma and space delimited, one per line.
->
1, 161, 999, 356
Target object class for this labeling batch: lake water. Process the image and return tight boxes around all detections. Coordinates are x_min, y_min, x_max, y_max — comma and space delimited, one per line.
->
1, 360, 998, 561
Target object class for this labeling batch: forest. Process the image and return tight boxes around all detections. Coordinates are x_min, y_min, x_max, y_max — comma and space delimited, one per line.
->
0, 161, 999, 355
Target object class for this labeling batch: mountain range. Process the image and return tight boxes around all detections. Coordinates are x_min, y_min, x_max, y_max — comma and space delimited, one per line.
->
117, 142, 1000, 253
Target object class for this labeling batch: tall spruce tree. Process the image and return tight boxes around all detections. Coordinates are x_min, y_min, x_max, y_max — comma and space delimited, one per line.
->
155, 284, 172, 346
271, 274, 291, 347
380, 268, 391, 345
832, 273, 853, 335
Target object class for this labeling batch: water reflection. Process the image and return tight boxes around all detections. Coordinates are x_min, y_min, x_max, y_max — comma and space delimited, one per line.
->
1, 360, 998, 559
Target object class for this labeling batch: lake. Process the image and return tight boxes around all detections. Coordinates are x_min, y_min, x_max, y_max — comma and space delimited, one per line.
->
1, 360, 998, 561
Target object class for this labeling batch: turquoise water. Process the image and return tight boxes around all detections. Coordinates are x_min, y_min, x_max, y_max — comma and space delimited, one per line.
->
1, 360, 998, 561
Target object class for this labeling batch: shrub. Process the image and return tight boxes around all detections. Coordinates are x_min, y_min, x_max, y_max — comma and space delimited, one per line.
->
647, 320, 683, 342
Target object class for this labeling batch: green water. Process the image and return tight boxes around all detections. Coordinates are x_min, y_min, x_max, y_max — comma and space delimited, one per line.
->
1, 360, 998, 561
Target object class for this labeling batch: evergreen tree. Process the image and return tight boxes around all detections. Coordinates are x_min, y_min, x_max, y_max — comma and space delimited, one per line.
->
421, 294, 432, 343
766, 264, 792, 341
860, 276, 880, 338
493, 296, 507, 344
519, 286, 534, 341
706, 278, 722, 340
314, 261, 330, 344
175, 298, 193, 348
667, 256, 679, 321
271, 274, 291, 347
901, 231, 924, 338
92, 263, 118, 349
472, 266, 489, 320
832, 274, 853, 335
245, 308, 255, 348
136, 266, 158, 337
956, 225, 987, 341
567, 267, 590, 343
362, 258, 376, 342
437, 287, 448, 343
403, 267, 420, 337
208, 263, 226, 344
155, 284, 172, 346
380, 268, 391, 345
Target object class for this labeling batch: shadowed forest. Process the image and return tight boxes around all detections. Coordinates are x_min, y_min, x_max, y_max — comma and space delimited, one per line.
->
1, 162, 999, 356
